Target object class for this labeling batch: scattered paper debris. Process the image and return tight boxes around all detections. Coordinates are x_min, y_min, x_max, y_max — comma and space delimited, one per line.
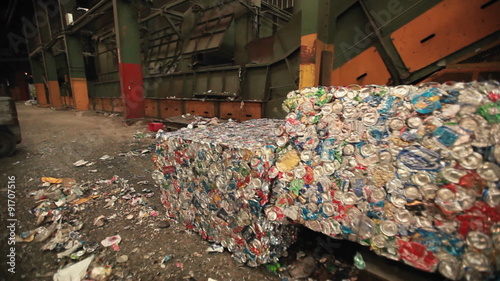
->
116, 255, 128, 263
73, 160, 88, 167
99, 154, 112, 160
53, 255, 94, 281
41, 177, 62, 184
101, 235, 121, 247
206, 244, 224, 253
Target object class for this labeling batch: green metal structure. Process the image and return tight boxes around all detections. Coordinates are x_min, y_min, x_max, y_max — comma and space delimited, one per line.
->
27, 0, 499, 119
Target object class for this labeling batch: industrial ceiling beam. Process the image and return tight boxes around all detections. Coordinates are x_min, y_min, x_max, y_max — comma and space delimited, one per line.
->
358, 0, 410, 84
66, 0, 112, 35
138, 0, 186, 23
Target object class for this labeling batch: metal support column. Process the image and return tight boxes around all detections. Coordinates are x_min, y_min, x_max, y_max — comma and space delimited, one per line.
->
60, 0, 90, 111
113, 0, 145, 119
30, 57, 50, 106
33, 0, 62, 107
298, 0, 320, 89
65, 36, 90, 111
234, 6, 252, 65
42, 51, 62, 107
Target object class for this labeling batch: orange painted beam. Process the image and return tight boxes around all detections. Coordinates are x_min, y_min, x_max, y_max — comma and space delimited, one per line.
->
331, 46, 390, 86
159, 100, 182, 118
93, 98, 103, 111
391, 0, 500, 72
70, 78, 90, 111
420, 63, 500, 83
47, 81, 62, 107
112, 98, 124, 113
34, 83, 49, 106
144, 99, 159, 118
220, 102, 262, 121
102, 98, 112, 112
185, 101, 215, 117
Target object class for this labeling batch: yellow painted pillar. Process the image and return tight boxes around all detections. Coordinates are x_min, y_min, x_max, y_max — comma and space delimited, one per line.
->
299, 33, 318, 89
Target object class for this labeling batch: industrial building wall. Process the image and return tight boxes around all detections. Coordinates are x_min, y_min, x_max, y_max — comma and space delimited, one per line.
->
27, 0, 499, 120
299, 0, 499, 88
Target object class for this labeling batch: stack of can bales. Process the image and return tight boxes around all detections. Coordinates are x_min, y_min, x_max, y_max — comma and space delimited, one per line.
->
270, 82, 499, 280
152, 119, 297, 266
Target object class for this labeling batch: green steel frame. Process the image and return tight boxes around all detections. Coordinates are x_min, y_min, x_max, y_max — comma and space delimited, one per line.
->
28, 0, 498, 118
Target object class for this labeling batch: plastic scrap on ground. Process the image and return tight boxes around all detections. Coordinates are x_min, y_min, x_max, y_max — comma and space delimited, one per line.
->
19, 171, 162, 280
53, 255, 94, 281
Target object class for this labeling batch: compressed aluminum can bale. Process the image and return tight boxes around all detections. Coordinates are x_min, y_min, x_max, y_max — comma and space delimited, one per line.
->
152, 119, 297, 266
273, 82, 500, 280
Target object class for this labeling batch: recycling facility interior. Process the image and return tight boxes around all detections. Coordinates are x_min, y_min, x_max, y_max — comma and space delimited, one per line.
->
1, 0, 498, 120
0, 0, 499, 280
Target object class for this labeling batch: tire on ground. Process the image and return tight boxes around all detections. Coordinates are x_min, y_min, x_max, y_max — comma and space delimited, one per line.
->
0, 131, 16, 157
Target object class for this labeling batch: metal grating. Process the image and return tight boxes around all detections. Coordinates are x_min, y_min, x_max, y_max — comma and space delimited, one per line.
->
459, 44, 500, 64
263, 0, 294, 10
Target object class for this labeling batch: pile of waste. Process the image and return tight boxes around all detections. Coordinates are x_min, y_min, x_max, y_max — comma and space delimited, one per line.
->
153, 119, 298, 266
153, 81, 499, 280
19, 175, 158, 280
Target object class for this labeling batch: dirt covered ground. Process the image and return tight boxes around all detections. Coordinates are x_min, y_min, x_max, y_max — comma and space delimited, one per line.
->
0, 104, 284, 281
1, 103, 438, 281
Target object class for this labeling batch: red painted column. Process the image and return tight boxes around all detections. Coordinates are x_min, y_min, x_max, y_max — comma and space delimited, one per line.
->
114, 0, 145, 120
118, 63, 145, 119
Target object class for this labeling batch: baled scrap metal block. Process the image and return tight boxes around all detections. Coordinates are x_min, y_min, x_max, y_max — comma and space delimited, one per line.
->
272, 82, 499, 279
153, 119, 297, 266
